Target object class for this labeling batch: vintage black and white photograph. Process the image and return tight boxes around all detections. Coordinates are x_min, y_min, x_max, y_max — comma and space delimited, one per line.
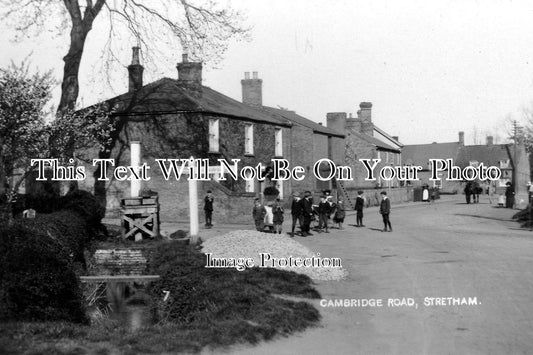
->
1, 1, 533, 354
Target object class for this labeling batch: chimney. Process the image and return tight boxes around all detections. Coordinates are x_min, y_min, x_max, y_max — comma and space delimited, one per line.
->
128, 47, 144, 92
241, 71, 263, 106
459, 131, 464, 145
486, 136, 493, 146
358, 102, 373, 136
392, 136, 399, 142
327, 112, 347, 134
177, 53, 202, 85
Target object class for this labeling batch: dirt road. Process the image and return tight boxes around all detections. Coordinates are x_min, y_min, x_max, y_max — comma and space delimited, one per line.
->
224, 195, 533, 355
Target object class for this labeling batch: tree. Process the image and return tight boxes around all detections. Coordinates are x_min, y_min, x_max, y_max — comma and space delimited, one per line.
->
1, 0, 249, 113
0, 62, 113, 221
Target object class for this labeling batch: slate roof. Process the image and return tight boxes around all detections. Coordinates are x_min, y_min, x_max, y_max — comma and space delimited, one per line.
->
402, 142, 461, 166
348, 129, 400, 152
455, 144, 512, 168
103, 78, 291, 127
262, 106, 344, 138
374, 125, 404, 148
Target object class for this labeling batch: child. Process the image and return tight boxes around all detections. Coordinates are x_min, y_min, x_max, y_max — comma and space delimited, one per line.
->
333, 200, 346, 230
252, 199, 267, 232
355, 190, 365, 227
272, 198, 284, 234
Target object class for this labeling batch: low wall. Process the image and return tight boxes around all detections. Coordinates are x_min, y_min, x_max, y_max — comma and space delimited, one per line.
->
343, 187, 414, 208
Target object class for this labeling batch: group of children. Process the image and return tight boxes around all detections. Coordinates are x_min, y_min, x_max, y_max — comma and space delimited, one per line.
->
252, 190, 371, 236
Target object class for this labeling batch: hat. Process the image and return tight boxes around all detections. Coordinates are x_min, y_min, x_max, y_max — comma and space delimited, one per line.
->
380, 191, 387, 195
304, 191, 312, 196
292, 191, 300, 197
357, 190, 364, 195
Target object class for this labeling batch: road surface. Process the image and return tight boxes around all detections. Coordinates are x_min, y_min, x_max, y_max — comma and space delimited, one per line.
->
223, 194, 533, 355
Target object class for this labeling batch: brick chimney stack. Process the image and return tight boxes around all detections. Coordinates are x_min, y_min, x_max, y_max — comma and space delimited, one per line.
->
358, 102, 374, 136
128, 47, 144, 92
486, 136, 493, 146
241, 71, 263, 106
177, 53, 202, 85
326, 112, 347, 134
459, 131, 465, 145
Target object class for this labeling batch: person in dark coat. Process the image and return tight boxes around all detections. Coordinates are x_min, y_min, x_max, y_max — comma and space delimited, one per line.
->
379, 191, 392, 232
355, 190, 365, 227
204, 190, 214, 228
299, 191, 314, 236
333, 200, 346, 230
290, 192, 303, 237
464, 182, 473, 204
252, 198, 267, 232
317, 195, 331, 233
505, 182, 515, 209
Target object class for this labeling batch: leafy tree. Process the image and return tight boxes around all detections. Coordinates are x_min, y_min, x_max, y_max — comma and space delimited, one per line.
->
0, 62, 113, 221
1, 0, 249, 113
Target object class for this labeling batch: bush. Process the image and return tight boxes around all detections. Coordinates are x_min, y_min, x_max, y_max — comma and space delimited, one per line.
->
59, 190, 105, 227
0, 223, 86, 323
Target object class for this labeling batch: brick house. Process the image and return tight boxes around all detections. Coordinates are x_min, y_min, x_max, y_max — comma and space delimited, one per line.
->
326, 102, 403, 189
239, 72, 345, 196
77, 49, 296, 224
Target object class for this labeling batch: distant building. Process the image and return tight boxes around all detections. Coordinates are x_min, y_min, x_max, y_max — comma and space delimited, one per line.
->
402, 132, 530, 195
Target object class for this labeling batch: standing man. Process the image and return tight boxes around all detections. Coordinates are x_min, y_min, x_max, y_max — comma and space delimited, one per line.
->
355, 190, 365, 227
379, 191, 392, 232
300, 191, 314, 236
204, 190, 214, 228
505, 182, 515, 209
290, 192, 303, 237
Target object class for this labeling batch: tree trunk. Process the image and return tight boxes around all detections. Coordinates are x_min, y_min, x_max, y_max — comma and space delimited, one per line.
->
58, 21, 90, 113
58, 0, 106, 113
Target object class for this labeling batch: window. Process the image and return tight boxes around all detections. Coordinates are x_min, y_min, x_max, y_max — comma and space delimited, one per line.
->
377, 151, 381, 161
397, 153, 401, 165
209, 119, 219, 152
245, 179, 254, 192
245, 124, 254, 155
275, 128, 283, 157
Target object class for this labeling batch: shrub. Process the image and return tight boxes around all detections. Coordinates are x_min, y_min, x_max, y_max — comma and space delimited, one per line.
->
149, 241, 321, 346
263, 186, 279, 197
0, 223, 86, 323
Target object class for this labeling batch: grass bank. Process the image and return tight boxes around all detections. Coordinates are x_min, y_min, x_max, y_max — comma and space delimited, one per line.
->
0, 241, 321, 354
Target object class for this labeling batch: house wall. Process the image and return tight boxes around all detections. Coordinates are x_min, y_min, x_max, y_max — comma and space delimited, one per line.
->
78, 112, 282, 223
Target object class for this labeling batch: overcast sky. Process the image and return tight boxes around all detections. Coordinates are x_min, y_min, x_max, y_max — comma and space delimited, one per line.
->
2, 0, 533, 145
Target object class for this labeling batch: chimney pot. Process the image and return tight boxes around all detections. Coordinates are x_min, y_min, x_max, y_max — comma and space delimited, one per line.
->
459, 131, 465, 145
486, 136, 494, 145
392, 136, 399, 141
349, 113, 352, 118
252, 71, 258, 79
182, 53, 189, 62
131, 46, 141, 65
244, 72, 250, 79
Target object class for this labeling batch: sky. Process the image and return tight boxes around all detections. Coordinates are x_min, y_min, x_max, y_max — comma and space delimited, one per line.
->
2, 0, 533, 145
